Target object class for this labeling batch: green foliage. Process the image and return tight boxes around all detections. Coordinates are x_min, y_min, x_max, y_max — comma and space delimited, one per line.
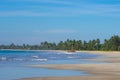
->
103, 35, 120, 51
0, 35, 120, 51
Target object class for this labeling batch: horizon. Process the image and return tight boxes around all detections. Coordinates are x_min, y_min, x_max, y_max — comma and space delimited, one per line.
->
0, 35, 118, 45
0, 0, 120, 45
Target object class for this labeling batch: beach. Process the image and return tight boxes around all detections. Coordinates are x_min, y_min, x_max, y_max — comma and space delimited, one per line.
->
20, 51, 120, 80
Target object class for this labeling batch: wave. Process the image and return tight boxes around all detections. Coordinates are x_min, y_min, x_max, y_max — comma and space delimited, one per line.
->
32, 55, 39, 58
0, 57, 7, 61
60, 52, 76, 54
31, 58, 47, 62
67, 56, 76, 59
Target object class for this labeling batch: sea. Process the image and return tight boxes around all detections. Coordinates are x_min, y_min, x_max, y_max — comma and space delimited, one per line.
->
0, 50, 102, 80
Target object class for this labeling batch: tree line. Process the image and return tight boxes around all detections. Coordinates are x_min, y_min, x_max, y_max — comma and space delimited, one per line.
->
0, 35, 120, 51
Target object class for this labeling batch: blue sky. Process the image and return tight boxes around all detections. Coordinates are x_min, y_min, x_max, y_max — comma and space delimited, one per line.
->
0, 0, 120, 44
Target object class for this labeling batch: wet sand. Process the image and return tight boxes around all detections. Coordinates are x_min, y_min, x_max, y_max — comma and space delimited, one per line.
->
20, 51, 120, 80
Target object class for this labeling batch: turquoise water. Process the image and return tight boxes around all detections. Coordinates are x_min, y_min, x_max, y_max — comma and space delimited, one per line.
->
0, 50, 101, 80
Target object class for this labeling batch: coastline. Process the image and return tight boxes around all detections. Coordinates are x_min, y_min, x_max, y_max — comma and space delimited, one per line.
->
77, 50, 120, 54
19, 51, 120, 80
1, 49, 120, 53
1, 49, 120, 55
0, 49, 68, 54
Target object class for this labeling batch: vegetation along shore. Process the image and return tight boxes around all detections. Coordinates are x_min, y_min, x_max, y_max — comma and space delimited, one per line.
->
1, 35, 120, 51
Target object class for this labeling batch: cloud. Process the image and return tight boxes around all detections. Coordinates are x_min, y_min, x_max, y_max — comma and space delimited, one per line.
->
34, 29, 78, 34
0, 0, 120, 17
0, 11, 54, 17
36, 0, 73, 5
3, 0, 73, 5
46, 29, 77, 34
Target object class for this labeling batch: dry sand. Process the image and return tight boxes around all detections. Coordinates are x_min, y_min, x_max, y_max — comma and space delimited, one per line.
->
20, 51, 120, 80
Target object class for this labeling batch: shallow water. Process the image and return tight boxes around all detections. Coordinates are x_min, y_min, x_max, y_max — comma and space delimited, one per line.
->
0, 50, 101, 80
0, 66, 88, 80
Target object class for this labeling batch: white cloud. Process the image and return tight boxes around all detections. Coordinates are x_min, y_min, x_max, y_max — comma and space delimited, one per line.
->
34, 29, 78, 34
47, 29, 77, 34
0, 0, 120, 17
4, 0, 73, 5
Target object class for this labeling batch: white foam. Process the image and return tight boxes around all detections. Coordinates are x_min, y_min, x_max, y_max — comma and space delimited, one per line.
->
61, 52, 76, 54
31, 58, 47, 62
1, 57, 7, 60
67, 57, 75, 59
32, 56, 39, 58
55, 51, 77, 54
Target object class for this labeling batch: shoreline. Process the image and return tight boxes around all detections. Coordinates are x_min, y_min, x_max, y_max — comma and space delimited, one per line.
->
77, 50, 120, 54
19, 51, 120, 80
1, 49, 120, 54
0, 49, 68, 53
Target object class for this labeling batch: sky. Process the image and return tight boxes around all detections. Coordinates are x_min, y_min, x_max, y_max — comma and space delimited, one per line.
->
0, 0, 120, 44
